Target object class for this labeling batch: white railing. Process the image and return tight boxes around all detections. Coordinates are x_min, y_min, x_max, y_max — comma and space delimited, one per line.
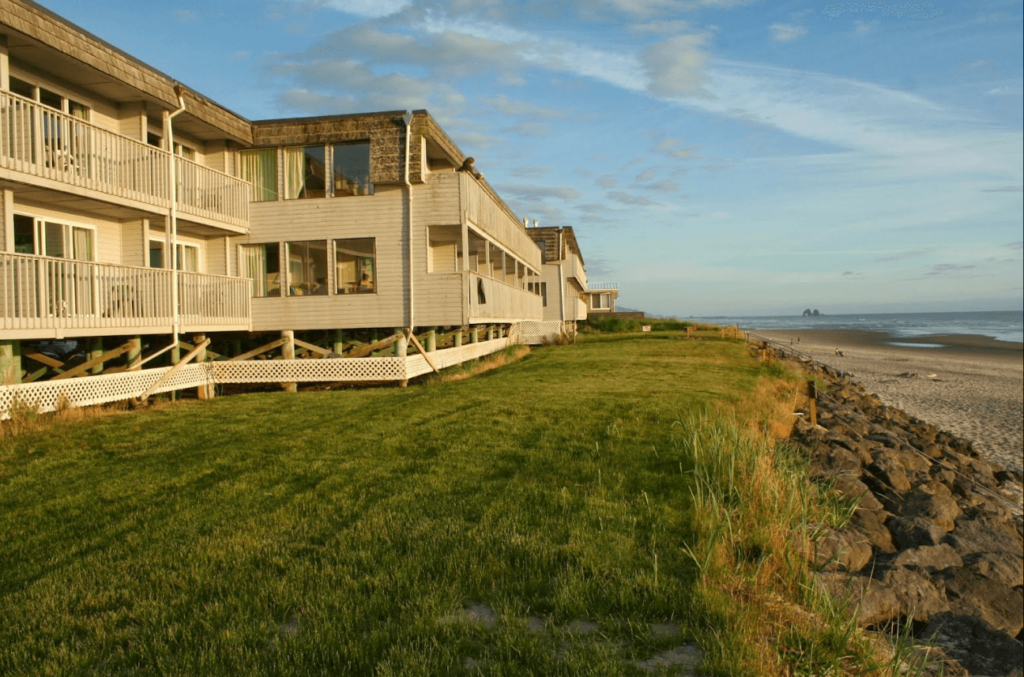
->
178, 271, 251, 329
468, 272, 543, 321
0, 90, 249, 228
1, 253, 250, 333
175, 156, 249, 228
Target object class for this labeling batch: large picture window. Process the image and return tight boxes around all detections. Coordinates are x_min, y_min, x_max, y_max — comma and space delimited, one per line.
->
13, 214, 94, 261
149, 240, 199, 271
284, 146, 326, 199
334, 238, 376, 294
240, 148, 278, 202
241, 243, 281, 297
333, 142, 373, 197
287, 241, 328, 295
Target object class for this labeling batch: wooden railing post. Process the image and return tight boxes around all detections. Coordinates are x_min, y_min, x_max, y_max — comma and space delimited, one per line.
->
281, 330, 296, 393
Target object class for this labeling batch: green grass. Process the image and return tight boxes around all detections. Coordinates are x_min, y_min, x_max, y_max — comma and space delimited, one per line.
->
0, 335, 878, 676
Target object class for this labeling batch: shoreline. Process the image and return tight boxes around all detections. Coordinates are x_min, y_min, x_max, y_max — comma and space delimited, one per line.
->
747, 328, 1023, 476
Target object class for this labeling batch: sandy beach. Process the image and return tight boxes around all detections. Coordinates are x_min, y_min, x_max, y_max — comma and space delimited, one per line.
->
749, 329, 1024, 475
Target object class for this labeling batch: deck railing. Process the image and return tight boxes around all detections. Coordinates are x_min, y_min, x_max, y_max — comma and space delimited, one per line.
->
467, 271, 543, 321
1, 253, 250, 333
0, 90, 249, 228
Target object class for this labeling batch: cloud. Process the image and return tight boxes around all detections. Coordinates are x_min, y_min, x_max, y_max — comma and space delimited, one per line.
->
874, 247, 938, 262
608, 191, 656, 206
652, 137, 699, 159
853, 19, 879, 34
227, 50, 250, 62
174, 9, 198, 21
985, 86, 1014, 96
480, 95, 565, 119
635, 167, 659, 182
963, 59, 994, 70
510, 164, 552, 178
1002, 241, 1024, 250
642, 33, 710, 97
770, 23, 807, 42
638, 179, 680, 192
596, 175, 618, 189
294, 0, 412, 19
629, 19, 696, 34
504, 122, 550, 137
982, 186, 1023, 193
499, 184, 581, 201
926, 263, 976, 276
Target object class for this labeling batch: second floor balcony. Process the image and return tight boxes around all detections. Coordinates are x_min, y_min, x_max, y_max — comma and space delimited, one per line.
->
1, 252, 251, 339
0, 90, 250, 230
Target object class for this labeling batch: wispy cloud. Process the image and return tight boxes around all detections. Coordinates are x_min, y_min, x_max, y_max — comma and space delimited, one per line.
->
853, 19, 879, 34
608, 191, 656, 206
926, 263, 976, 276
770, 23, 807, 42
499, 184, 581, 201
982, 186, 1023, 193
652, 137, 699, 159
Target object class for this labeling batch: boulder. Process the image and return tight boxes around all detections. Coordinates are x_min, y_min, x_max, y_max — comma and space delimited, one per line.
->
831, 473, 884, 511
921, 613, 1024, 675
892, 544, 962, 572
945, 516, 1024, 566
903, 493, 961, 533
816, 573, 901, 627
879, 566, 949, 623
850, 508, 896, 554
809, 527, 873, 573
870, 453, 913, 494
890, 516, 946, 550
812, 445, 863, 479
939, 567, 1024, 636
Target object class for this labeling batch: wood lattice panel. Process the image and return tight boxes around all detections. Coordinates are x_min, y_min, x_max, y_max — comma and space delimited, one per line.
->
508, 321, 564, 345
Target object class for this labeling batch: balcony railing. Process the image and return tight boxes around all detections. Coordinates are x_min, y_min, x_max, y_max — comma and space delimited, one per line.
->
0, 90, 249, 228
1, 253, 250, 334
467, 271, 543, 322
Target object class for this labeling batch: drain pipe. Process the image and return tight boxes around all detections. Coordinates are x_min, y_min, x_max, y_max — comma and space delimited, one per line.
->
402, 110, 415, 331
557, 227, 566, 332
168, 86, 187, 347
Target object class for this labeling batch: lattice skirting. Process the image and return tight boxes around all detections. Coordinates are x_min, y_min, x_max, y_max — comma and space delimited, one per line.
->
2, 331, 527, 418
507, 320, 565, 345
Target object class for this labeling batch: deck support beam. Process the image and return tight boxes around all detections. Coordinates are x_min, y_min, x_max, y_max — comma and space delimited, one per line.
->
281, 330, 296, 393
89, 337, 104, 375
396, 328, 408, 387
0, 339, 21, 385
194, 334, 213, 400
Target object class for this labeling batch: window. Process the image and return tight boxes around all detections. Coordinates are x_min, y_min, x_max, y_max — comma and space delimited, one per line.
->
285, 146, 326, 199
174, 143, 196, 161
241, 244, 281, 297
240, 148, 278, 202
149, 240, 199, 271
12, 215, 94, 260
9, 77, 34, 98
538, 241, 546, 264
333, 142, 373, 196
334, 238, 376, 294
541, 282, 548, 307
287, 241, 328, 295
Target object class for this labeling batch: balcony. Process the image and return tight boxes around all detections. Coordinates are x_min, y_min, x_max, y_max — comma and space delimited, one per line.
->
1, 253, 250, 339
0, 90, 250, 230
467, 272, 543, 323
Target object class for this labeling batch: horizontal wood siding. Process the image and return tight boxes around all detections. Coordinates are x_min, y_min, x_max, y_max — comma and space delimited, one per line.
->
413, 174, 464, 327
245, 187, 408, 331
121, 219, 145, 268
459, 173, 541, 269
468, 272, 543, 323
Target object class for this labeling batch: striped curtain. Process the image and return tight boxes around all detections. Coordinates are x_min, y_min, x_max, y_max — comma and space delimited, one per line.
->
241, 245, 268, 297
284, 147, 305, 199
240, 149, 278, 202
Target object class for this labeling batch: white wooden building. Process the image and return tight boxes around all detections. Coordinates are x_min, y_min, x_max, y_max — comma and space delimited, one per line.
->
1, 0, 558, 407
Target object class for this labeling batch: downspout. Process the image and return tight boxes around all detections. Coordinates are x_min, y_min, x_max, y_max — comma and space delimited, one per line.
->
402, 110, 414, 331
167, 86, 187, 347
558, 228, 566, 333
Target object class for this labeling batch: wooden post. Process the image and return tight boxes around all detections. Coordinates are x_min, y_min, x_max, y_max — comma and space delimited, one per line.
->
127, 337, 142, 371
333, 330, 344, 356
281, 330, 296, 393
807, 380, 818, 427
426, 329, 436, 352
487, 325, 494, 341
193, 334, 213, 400
0, 340, 21, 385
454, 329, 463, 348
471, 326, 479, 344
89, 337, 104, 375
396, 329, 409, 388
232, 339, 242, 359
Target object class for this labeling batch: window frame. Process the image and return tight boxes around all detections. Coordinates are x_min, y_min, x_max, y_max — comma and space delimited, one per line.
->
148, 237, 201, 272
13, 213, 96, 261
333, 237, 377, 295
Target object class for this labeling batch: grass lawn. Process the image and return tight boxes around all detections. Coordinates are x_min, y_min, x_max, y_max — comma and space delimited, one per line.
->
0, 334, 872, 676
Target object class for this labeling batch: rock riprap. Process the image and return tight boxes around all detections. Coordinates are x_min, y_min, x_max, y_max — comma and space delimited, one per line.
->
781, 352, 1024, 676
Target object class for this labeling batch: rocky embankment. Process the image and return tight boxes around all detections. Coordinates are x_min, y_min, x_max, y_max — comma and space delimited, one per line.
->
786, 358, 1024, 676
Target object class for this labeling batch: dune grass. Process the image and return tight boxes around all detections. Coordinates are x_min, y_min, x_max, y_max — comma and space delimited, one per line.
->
1, 333, 879, 676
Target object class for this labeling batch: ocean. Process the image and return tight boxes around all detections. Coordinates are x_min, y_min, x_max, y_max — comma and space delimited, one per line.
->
688, 310, 1024, 345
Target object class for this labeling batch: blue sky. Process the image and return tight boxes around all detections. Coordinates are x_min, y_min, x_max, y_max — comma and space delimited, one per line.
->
41, 0, 1023, 316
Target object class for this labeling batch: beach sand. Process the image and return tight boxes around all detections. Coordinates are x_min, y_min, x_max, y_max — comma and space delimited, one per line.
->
749, 329, 1024, 475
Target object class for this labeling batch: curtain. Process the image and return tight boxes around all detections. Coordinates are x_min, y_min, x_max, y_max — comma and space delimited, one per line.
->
242, 245, 267, 297
285, 148, 305, 199
72, 227, 93, 261
240, 149, 278, 202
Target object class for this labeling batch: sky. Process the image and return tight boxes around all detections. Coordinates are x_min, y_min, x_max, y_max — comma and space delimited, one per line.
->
38, 0, 1024, 316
